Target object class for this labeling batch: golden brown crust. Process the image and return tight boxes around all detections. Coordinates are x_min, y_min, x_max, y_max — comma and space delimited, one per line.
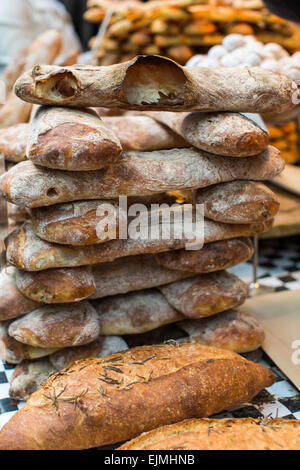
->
146, 111, 269, 156
14, 56, 298, 115
0, 343, 275, 450
156, 237, 254, 273
0, 124, 29, 162
0, 146, 284, 208
0, 269, 39, 321
196, 181, 280, 224
159, 271, 249, 318
27, 106, 122, 171
6, 219, 273, 271
180, 309, 265, 353
118, 417, 300, 450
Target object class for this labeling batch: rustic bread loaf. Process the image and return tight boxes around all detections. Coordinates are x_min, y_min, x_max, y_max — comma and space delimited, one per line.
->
8, 301, 100, 349
0, 146, 284, 208
118, 417, 300, 450
49, 336, 128, 371
160, 272, 248, 318
102, 115, 187, 150
0, 321, 57, 364
196, 181, 280, 224
0, 269, 39, 321
179, 309, 265, 353
9, 359, 57, 401
156, 237, 254, 273
0, 124, 29, 162
0, 342, 275, 449
14, 55, 297, 115
31, 199, 127, 246
6, 219, 273, 271
27, 106, 122, 171
16, 266, 96, 303
94, 289, 183, 335
147, 111, 269, 156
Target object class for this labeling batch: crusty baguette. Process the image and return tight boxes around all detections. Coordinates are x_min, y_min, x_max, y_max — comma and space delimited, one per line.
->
196, 181, 280, 224
0, 343, 275, 450
95, 289, 183, 335
102, 115, 187, 150
8, 301, 100, 348
160, 271, 248, 318
9, 359, 57, 401
156, 237, 254, 273
0, 146, 284, 208
14, 55, 298, 115
118, 417, 300, 450
49, 336, 128, 371
0, 269, 39, 321
0, 124, 29, 162
146, 111, 268, 156
27, 106, 122, 171
180, 309, 265, 353
6, 219, 273, 271
0, 321, 57, 364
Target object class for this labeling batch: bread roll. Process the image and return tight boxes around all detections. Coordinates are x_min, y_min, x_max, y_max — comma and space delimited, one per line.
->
9, 359, 57, 401
0, 269, 39, 321
102, 115, 187, 150
0, 322, 57, 364
95, 289, 184, 335
0, 146, 284, 207
49, 336, 128, 371
119, 418, 300, 450
196, 181, 280, 224
160, 271, 248, 318
147, 111, 268, 156
156, 237, 254, 273
8, 301, 100, 349
6, 219, 273, 271
27, 106, 122, 171
180, 309, 265, 353
0, 343, 275, 449
0, 124, 29, 162
14, 55, 297, 115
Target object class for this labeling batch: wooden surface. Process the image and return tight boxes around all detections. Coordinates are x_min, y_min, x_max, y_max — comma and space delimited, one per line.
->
272, 163, 300, 197
239, 290, 300, 391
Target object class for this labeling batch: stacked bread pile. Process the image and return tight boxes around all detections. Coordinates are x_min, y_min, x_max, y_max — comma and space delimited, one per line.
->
0, 54, 299, 450
0, 55, 295, 400
85, 0, 300, 66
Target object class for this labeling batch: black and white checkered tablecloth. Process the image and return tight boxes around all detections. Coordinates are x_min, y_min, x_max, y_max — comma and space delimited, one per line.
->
0, 236, 300, 432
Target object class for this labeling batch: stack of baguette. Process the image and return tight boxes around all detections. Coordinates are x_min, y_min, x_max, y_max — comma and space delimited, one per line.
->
85, 0, 300, 66
0, 54, 297, 449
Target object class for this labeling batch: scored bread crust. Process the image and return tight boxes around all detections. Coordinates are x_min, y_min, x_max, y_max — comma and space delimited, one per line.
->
0, 343, 275, 450
118, 417, 300, 450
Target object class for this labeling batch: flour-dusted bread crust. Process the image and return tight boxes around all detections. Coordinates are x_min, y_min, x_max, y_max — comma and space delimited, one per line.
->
0, 343, 275, 450
196, 181, 280, 224
49, 336, 128, 371
118, 417, 300, 450
94, 289, 184, 335
156, 237, 254, 273
6, 219, 273, 271
0, 269, 40, 321
16, 266, 96, 303
0, 322, 57, 364
180, 309, 265, 353
9, 358, 57, 401
160, 272, 248, 319
14, 55, 298, 115
27, 106, 122, 171
0, 146, 284, 208
31, 199, 127, 246
0, 124, 29, 162
102, 115, 187, 150
8, 301, 100, 348
147, 111, 269, 156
